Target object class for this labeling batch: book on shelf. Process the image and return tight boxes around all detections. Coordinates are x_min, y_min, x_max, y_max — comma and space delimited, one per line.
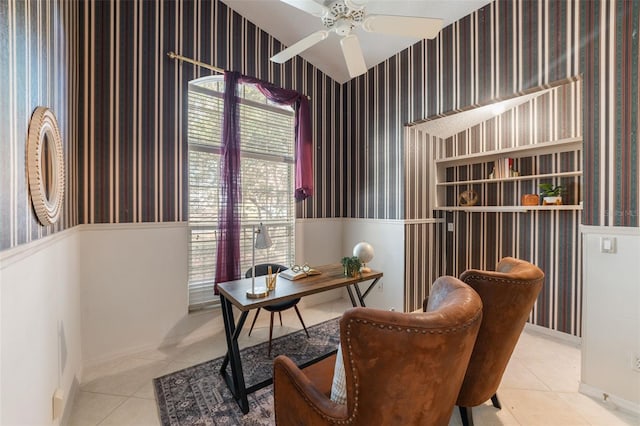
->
490, 158, 519, 178
279, 267, 321, 281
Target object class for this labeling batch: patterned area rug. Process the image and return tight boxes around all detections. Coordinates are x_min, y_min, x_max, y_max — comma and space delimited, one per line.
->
154, 317, 340, 426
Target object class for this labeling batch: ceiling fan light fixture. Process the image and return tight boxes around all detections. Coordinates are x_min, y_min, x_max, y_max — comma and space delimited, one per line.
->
321, 15, 336, 27
329, 1, 348, 16
334, 19, 355, 36
322, 0, 364, 30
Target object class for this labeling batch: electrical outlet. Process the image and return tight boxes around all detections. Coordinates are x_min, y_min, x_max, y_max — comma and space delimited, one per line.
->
600, 237, 616, 253
633, 355, 640, 372
447, 222, 454, 232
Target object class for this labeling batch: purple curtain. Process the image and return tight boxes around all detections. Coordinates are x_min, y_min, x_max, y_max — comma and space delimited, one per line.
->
239, 74, 314, 201
214, 72, 242, 292
214, 71, 313, 290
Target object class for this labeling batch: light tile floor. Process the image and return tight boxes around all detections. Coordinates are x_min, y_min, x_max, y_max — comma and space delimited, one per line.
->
69, 298, 639, 426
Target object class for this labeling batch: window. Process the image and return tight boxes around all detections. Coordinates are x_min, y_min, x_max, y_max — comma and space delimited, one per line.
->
187, 76, 296, 310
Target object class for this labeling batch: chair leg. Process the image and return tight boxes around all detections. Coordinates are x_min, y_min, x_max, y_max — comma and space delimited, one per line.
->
268, 312, 275, 356
491, 393, 502, 410
248, 308, 261, 337
293, 306, 309, 338
458, 406, 474, 426
278, 311, 283, 326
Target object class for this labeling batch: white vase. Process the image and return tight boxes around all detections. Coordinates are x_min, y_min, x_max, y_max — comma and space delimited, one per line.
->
542, 196, 563, 205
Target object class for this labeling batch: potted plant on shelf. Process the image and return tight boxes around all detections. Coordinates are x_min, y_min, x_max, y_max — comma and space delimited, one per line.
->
341, 256, 362, 277
539, 183, 563, 205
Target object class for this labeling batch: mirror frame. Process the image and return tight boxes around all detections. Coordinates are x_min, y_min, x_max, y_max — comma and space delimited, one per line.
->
27, 106, 65, 225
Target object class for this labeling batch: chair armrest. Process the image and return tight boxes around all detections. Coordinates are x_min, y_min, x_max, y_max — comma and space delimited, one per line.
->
273, 355, 347, 425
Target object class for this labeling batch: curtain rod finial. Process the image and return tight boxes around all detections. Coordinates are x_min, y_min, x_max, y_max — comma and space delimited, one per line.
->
167, 51, 177, 59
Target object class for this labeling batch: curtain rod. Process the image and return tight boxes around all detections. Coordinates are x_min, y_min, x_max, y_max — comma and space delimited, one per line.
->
167, 51, 311, 100
167, 51, 225, 74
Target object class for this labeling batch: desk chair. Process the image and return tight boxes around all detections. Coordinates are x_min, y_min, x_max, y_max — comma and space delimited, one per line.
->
245, 263, 309, 356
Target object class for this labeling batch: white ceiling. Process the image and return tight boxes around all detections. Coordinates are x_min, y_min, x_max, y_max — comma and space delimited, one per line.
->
412, 89, 552, 139
221, 0, 491, 83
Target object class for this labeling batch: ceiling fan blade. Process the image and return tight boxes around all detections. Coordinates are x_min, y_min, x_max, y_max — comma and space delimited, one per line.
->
340, 34, 367, 78
270, 31, 329, 63
279, 0, 329, 17
362, 15, 444, 40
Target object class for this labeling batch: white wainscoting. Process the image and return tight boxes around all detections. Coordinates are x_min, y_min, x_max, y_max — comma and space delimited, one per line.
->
340, 218, 405, 311
0, 218, 406, 424
80, 218, 405, 366
580, 225, 640, 414
79, 223, 199, 366
296, 218, 405, 311
295, 218, 345, 306
0, 228, 83, 426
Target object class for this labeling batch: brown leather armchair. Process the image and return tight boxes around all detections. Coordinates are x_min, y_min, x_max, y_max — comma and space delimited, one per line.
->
273, 276, 483, 425
456, 257, 545, 426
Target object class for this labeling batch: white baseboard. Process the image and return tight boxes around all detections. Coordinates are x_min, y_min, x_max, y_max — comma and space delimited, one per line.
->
82, 293, 347, 376
61, 377, 80, 426
81, 318, 222, 374
524, 322, 581, 345
579, 382, 640, 416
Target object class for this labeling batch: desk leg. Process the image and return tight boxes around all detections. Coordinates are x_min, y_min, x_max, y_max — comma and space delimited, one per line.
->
353, 283, 365, 307
219, 295, 250, 413
361, 277, 381, 300
346, 285, 357, 307
351, 277, 381, 308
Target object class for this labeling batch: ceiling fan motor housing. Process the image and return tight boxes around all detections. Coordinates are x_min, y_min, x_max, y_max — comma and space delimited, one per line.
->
322, 0, 365, 34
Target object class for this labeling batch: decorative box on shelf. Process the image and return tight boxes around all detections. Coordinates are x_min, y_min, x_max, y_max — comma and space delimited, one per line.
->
521, 194, 540, 206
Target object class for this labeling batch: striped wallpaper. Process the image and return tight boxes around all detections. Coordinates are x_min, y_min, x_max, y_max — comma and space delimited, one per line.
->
1, 0, 344, 250
407, 81, 584, 335
403, 127, 444, 311
344, 0, 638, 226
339, 0, 637, 335
76, 0, 342, 224
0, 0, 79, 251
2, 0, 636, 243
403, 81, 584, 334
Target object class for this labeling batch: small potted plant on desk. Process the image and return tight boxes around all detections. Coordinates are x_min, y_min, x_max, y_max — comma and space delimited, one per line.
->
341, 256, 362, 277
539, 183, 563, 205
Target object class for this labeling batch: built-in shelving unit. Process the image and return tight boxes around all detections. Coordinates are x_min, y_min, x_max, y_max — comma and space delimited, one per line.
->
435, 171, 582, 187
435, 204, 583, 213
433, 137, 583, 212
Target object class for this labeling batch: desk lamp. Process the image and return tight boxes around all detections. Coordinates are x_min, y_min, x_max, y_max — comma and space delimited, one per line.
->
247, 223, 272, 299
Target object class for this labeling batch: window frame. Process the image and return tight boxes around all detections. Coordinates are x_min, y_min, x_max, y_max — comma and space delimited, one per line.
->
187, 75, 296, 311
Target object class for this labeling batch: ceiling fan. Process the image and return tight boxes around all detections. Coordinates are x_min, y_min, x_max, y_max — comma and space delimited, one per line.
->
270, 0, 443, 78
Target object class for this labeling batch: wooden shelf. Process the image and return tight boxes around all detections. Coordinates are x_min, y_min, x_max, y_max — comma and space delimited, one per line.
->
436, 171, 582, 186
435, 137, 582, 168
432, 136, 583, 214
434, 205, 583, 213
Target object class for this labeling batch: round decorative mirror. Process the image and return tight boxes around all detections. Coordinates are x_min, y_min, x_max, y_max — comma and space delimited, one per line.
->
27, 106, 65, 225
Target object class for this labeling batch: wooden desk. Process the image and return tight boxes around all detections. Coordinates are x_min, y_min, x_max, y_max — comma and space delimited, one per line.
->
217, 263, 383, 413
